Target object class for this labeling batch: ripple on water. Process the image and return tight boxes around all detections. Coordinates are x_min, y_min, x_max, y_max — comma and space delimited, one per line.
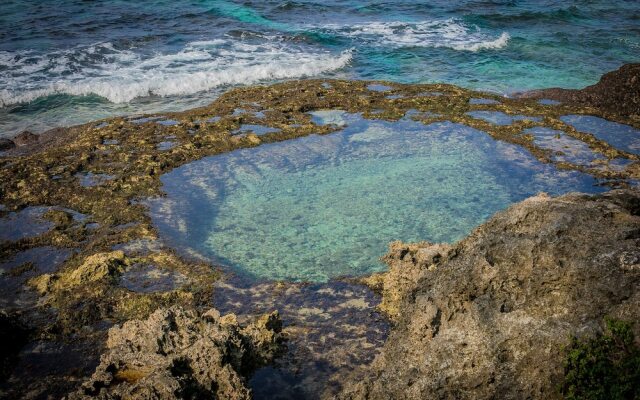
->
148, 113, 605, 282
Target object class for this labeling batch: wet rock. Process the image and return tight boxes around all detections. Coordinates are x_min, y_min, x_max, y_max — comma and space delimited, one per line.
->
338, 190, 640, 400
520, 63, 640, 117
0, 311, 29, 382
68, 306, 282, 399
30, 251, 128, 295
0, 138, 15, 151
12, 131, 39, 147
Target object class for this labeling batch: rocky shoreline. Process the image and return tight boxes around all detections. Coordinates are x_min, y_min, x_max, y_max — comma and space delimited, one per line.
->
517, 63, 640, 120
1, 65, 639, 399
339, 189, 640, 399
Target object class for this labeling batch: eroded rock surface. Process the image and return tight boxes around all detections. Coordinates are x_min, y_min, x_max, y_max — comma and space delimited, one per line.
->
30, 250, 128, 295
12, 131, 39, 147
0, 311, 28, 382
339, 190, 640, 400
69, 306, 282, 400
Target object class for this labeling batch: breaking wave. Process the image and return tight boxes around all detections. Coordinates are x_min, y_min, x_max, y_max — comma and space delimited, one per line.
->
314, 19, 510, 51
0, 40, 352, 106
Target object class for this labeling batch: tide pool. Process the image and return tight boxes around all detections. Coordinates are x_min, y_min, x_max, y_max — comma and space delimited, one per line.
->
149, 113, 604, 282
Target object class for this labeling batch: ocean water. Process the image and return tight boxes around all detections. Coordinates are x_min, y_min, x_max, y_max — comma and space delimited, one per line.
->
149, 113, 605, 282
1, 0, 639, 137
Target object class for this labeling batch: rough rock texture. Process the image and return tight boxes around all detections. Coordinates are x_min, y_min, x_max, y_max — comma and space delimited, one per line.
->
12, 131, 39, 147
29, 250, 128, 295
362, 242, 452, 322
339, 190, 640, 400
1, 76, 638, 398
68, 306, 282, 400
521, 63, 640, 118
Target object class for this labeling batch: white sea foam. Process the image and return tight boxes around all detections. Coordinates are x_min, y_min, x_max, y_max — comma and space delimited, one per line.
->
317, 19, 510, 51
0, 40, 352, 106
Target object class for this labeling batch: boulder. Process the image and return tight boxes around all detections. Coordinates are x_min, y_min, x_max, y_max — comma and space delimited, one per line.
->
30, 251, 128, 295
338, 190, 640, 399
12, 131, 39, 147
68, 306, 283, 399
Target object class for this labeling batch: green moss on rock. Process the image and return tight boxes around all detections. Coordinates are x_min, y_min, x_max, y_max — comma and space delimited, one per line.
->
562, 318, 640, 400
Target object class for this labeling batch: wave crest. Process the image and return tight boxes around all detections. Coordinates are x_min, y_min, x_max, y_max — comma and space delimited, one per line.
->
0, 41, 352, 106
315, 19, 510, 52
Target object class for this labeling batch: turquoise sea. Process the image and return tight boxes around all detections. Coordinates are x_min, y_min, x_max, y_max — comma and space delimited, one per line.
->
1, 0, 639, 137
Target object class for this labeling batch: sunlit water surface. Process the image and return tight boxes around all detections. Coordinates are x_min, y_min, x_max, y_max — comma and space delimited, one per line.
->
149, 113, 606, 282
2, 0, 639, 137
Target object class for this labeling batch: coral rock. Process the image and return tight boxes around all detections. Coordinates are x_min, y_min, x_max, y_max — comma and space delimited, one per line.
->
338, 190, 640, 400
68, 306, 283, 399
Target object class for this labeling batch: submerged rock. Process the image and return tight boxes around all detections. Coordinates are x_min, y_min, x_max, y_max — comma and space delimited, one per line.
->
339, 190, 640, 399
521, 63, 640, 117
68, 306, 282, 400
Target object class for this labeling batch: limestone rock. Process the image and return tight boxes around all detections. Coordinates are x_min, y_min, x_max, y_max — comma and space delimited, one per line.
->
68, 306, 283, 399
363, 241, 451, 322
338, 190, 640, 400
29, 251, 128, 295
61, 251, 127, 287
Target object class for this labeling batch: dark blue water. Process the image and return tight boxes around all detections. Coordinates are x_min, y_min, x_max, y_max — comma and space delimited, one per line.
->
1, 0, 639, 137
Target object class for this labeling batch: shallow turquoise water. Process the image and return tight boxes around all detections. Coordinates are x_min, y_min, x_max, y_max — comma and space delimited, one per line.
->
1, 0, 639, 137
150, 113, 605, 282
